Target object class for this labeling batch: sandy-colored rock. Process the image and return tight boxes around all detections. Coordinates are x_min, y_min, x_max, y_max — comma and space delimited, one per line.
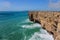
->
29, 11, 60, 40
55, 35, 60, 40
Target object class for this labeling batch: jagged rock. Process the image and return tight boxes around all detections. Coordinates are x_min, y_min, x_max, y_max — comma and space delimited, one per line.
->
29, 11, 60, 40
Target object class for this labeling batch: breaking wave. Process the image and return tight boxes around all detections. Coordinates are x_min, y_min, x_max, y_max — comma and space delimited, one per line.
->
17, 19, 54, 40
29, 29, 54, 40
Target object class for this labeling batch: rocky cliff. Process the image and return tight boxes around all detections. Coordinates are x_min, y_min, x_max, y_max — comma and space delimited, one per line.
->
28, 11, 60, 40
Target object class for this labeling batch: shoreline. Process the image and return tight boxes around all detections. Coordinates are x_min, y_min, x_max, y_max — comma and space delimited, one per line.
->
28, 11, 60, 40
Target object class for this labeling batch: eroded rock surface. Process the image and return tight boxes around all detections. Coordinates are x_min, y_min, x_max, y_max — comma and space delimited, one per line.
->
29, 11, 60, 40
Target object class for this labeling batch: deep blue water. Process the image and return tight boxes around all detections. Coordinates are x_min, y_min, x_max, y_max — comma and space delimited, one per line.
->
0, 11, 54, 40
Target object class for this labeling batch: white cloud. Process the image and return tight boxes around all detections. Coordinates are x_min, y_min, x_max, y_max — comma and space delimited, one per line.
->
49, 0, 60, 8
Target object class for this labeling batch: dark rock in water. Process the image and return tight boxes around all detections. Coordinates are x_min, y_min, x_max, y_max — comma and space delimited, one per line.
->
29, 11, 60, 40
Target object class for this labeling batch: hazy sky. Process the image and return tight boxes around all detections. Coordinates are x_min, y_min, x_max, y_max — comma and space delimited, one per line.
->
0, 0, 60, 11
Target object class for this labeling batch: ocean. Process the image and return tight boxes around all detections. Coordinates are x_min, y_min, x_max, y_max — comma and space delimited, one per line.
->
0, 11, 54, 40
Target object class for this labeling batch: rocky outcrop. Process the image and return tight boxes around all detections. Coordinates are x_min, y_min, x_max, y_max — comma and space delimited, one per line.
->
28, 11, 60, 40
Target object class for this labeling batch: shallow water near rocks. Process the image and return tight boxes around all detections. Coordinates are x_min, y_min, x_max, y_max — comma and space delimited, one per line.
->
0, 11, 54, 40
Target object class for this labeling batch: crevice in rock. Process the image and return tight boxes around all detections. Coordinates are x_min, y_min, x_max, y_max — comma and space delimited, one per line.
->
30, 14, 34, 21
34, 20, 41, 24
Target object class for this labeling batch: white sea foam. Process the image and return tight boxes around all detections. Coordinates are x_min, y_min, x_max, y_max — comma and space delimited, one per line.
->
29, 29, 54, 40
22, 19, 54, 40
40, 29, 49, 34
18, 19, 54, 40
21, 23, 41, 29
24, 36, 26, 40
17, 19, 41, 29
25, 19, 30, 22
24, 19, 34, 23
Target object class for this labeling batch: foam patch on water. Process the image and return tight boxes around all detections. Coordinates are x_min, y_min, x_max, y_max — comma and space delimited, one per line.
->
17, 19, 42, 29
24, 19, 30, 22
21, 23, 41, 29
23, 19, 34, 24
29, 29, 54, 40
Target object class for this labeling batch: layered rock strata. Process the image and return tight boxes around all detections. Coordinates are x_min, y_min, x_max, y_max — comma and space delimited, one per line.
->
28, 11, 60, 40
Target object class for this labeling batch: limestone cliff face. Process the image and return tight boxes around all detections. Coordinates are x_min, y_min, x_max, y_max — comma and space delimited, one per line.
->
29, 11, 60, 40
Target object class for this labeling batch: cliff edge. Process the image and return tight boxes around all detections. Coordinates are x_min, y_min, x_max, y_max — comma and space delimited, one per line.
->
28, 11, 60, 40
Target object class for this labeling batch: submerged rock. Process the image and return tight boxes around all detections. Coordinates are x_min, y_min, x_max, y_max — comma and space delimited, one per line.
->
29, 11, 60, 40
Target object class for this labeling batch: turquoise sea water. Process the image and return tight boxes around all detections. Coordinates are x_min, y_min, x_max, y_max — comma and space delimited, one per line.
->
0, 11, 54, 40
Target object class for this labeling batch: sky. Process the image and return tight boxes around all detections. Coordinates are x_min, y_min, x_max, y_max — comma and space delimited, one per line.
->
0, 0, 60, 11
